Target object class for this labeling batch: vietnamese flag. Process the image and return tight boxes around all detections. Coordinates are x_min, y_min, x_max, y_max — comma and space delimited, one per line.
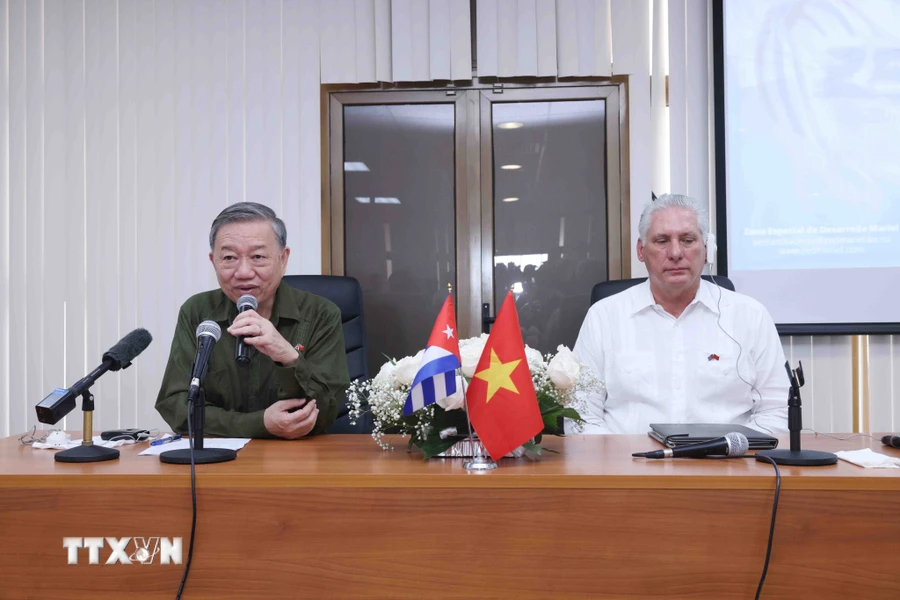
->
466, 291, 544, 461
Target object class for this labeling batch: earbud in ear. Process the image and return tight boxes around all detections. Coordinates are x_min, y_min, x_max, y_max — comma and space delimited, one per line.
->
705, 233, 717, 266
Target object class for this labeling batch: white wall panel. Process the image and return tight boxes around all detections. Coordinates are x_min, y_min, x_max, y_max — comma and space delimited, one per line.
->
1, 0, 892, 440
8, 0, 27, 436
0, 0, 10, 435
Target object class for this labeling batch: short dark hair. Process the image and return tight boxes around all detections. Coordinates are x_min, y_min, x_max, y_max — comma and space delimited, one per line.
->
209, 202, 287, 250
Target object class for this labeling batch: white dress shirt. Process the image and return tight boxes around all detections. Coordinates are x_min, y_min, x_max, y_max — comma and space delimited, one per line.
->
568, 279, 788, 435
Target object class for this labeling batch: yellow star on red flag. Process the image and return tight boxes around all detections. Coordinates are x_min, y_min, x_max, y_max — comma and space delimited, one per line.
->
474, 349, 521, 402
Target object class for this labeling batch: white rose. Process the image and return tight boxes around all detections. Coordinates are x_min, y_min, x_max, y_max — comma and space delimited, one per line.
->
436, 376, 466, 411
546, 345, 582, 390
459, 339, 487, 378
373, 360, 398, 390
394, 350, 425, 387
524, 346, 545, 371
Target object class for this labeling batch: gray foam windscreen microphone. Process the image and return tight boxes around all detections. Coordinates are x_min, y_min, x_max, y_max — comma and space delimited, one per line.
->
102, 328, 153, 371
725, 431, 750, 456
237, 294, 258, 312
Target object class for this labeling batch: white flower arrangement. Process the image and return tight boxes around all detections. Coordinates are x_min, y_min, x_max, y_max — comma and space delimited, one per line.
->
348, 335, 604, 458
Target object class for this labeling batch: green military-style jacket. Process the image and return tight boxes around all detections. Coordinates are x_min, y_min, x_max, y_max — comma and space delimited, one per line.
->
155, 281, 351, 438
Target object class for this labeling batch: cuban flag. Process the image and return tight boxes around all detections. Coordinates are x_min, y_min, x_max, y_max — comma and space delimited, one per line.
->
403, 294, 462, 416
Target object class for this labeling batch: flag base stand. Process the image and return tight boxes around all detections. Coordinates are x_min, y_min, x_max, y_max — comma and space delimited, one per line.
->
463, 455, 497, 471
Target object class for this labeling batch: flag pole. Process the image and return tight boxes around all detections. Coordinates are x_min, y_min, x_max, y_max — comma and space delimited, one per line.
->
454, 282, 497, 471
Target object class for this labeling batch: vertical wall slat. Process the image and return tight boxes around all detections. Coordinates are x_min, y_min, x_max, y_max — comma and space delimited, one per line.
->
448, 0, 470, 81
116, 0, 138, 427
575, 0, 595, 76
245, 0, 281, 213
154, 0, 177, 426
61, 0, 85, 432
295, 0, 320, 273
535, 0, 557, 77
684, 0, 708, 201
319, 0, 356, 84
409, 0, 429, 81
495, 0, 517, 77
374, 0, 391, 81
0, 0, 9, 436
789, 336, 815, 430
84, 0, 119, 430
173, 0, 193, 318
43, 0, 68, 430
868, 336, 896, 432
209, 0, 227, 219
428, 0, 450, 81
191, 0, 216, 296
135, 0, 160, 428
225, 0, 244, 207
8, 0, 27, 434
390, 0, 412, 81
24, 0, 43, 431
354, 0, 376, 82
591, 0, 611, 76
555, 0, 577, 76
650, 0, 668, 195
515, 0, 537, 77
667, 0, 686, 194
475, 0, 497, 77
282, 0, 302, 264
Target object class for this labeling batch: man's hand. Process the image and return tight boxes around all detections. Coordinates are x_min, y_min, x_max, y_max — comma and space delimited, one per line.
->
228, 309, 300, 365
264, 399, 319, 439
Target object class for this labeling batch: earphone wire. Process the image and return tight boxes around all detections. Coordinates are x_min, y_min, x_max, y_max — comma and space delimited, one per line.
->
707, 248, 765, 418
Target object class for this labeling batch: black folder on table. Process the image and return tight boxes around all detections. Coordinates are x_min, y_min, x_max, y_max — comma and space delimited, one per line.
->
648, 423, 779, 450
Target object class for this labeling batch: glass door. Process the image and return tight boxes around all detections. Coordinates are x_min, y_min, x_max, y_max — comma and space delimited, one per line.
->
480, 87, 622, 354
328, 85, 624, 372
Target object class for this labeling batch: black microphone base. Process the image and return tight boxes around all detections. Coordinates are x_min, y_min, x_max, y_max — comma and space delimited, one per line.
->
159, 447, 237, 464
55, 444, 120, 463
755, 448, 837, 466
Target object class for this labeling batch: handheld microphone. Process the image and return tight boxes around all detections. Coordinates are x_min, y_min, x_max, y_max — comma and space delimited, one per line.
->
882, 435, 900, 449
234, 294, 258, 366
633, 431, 750, 459
36, 328, 153, 424
189, 321, 221, 403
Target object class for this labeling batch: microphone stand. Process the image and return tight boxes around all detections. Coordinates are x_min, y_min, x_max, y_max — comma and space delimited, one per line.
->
755, 361, 837, 467
55, 388, 120, 463
160, 374, 236, 465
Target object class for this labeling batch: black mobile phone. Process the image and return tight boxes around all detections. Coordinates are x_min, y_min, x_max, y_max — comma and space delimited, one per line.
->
100, 428, 151, 441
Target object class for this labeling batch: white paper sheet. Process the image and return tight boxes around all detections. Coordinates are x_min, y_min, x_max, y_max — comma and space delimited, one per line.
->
139, 438, 251, 456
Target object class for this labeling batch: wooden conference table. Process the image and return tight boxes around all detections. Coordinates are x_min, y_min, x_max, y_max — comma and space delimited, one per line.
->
1, 433, 899, 599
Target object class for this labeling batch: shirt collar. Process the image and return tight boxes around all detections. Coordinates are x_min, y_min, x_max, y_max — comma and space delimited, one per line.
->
629, 278, 720, 316
207, 280, 302, 324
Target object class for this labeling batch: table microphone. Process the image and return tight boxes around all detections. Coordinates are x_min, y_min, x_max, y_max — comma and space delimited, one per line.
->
882, 435, 900, 449
633, 431, 750, 459
235, 294, 258, 366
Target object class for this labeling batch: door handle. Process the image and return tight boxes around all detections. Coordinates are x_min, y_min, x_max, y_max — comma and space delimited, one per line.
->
481, 303, 496, 334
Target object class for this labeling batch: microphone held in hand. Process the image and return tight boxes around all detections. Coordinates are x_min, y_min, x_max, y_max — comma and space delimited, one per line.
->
189, 321, 221, 403
633, 431, 750, 459
234, 294, 258, 366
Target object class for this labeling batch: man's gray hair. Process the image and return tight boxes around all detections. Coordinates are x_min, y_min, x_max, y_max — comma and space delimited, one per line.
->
209, 202, 287, 250
638, 193, 709, 243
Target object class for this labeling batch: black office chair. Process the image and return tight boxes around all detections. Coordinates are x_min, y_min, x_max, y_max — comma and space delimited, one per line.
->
590, 275, 735, 306
282, 275, 373, 434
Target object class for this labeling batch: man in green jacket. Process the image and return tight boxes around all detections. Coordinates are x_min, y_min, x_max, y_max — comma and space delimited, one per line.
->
156, 202, 350, 438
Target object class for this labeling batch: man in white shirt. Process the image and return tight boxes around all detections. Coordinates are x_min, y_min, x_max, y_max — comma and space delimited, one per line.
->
570, 194, 788, 435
